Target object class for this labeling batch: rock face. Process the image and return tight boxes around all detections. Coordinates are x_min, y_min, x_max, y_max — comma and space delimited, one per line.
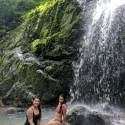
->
0, 0, 82, 106
66, 106, 112, 125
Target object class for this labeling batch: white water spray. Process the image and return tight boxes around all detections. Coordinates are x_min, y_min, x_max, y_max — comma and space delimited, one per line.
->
71, 0, 125, 102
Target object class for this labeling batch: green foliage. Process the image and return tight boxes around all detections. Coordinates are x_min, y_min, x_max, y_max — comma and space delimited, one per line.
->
0, 0, 42, 36
40, 0, 52, 4
45, 64, 56, 72
24, 0, 81, 57
0, 54, 6, 75
31, 39, 47, 51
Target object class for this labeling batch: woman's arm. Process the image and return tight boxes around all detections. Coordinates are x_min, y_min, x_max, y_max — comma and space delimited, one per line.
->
62, 104, 67, 125
39, 112, 42, 125
27, 109, 35, 125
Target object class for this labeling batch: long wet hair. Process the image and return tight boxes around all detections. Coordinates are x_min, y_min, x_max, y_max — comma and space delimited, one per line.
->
59, 94, 66, 113
32, 97, 41, 118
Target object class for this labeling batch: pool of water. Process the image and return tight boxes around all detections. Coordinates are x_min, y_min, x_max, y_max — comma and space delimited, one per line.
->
0, 106, 55, 125
1, 104, 125, 125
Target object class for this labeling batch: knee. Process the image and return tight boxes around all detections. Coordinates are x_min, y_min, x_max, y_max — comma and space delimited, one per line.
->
44, 124, 49, 125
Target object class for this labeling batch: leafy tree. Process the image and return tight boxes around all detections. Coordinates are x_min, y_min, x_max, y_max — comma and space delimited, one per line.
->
0, 0, 42, 36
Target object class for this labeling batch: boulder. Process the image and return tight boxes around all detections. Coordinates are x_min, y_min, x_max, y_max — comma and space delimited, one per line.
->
66, 106, 112, 125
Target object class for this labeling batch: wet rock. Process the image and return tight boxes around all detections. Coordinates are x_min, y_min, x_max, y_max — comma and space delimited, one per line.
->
84, 114, 106, 125
103, 106, 114, 114
66, 106, 89, 125
7, 107, 24, 114
0, 98, 4, 107
0, 0, 82, 106
66, 106, 112, 125
65, 122, 71, 125
2, 82, 35, 107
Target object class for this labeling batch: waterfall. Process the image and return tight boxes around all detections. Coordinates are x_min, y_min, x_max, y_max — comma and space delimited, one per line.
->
70, 0, 125, 105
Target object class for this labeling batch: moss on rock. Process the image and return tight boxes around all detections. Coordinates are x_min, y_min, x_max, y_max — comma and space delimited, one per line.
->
0, 0, 82, 106
23, 0, 81, 57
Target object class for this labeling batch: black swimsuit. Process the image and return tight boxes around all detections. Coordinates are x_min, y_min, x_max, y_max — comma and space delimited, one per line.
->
24, 108, 40, 125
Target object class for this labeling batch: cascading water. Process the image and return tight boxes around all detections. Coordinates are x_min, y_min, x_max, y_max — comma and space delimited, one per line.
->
70, 0, 125, 105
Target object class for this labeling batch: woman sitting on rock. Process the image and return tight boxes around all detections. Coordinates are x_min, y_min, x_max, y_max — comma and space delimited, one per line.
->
24, 97, 42, 125
44, 94, 67, 125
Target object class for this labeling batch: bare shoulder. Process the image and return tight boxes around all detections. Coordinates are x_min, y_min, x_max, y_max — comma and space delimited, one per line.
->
27, 107, 33, 114
62, 104, 67, 107
62, 104, 67, 109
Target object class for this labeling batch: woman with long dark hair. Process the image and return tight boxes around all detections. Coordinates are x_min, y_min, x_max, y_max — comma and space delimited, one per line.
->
24, 97, 42, 125
44, 94, 67, 125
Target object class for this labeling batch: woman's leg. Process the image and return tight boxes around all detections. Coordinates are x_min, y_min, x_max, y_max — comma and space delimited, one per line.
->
44, 119, 61, 125
44, 119, 55, 125
53, 121, 62, 125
